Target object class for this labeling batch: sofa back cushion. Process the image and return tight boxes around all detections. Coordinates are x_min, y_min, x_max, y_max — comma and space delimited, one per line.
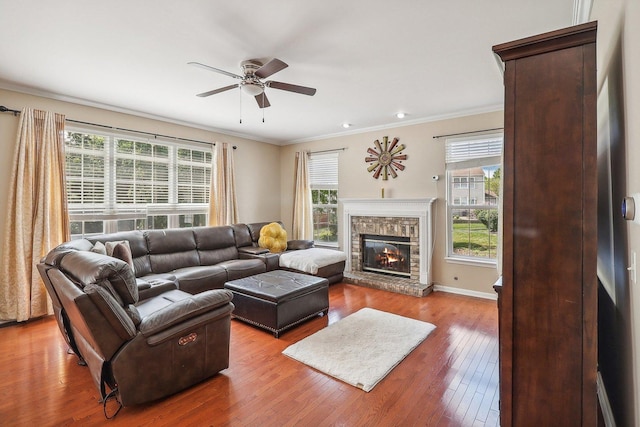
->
59, 250, 139, 306
43, 238, 94, 267
193, 226, 239, 265
231, 223, 253, 248
145, 229, 199, 273
89, 231, 152, 277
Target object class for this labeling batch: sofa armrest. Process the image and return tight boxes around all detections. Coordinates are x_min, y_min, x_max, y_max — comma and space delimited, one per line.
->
138, 289, 233, 337
287, 239, 315, 250
238, 251, 280, 271
238, 246, 269, 255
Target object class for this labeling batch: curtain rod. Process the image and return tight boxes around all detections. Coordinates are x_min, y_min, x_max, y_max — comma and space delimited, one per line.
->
0, 105, 20, 116
433, 127, 504, 139
308, 147, 347, 155
0, 105, 236, 149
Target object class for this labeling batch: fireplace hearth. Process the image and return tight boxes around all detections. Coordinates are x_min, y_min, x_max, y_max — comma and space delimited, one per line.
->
362, 234, 411, 277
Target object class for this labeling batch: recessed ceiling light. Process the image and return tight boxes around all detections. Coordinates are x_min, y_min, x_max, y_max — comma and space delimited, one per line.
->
396, 112, 406, 119
342, 123, 352, 128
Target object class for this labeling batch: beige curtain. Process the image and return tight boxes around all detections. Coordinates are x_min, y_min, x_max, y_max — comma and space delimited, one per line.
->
292, 151, 312, 240
0, 108, 70, 322
209, 142, 238, 225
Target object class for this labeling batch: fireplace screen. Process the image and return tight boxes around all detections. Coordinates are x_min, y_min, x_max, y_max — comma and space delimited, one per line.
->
361, 234, 411, 277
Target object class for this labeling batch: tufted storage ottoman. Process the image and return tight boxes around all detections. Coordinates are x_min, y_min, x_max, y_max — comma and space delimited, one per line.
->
224, 270, 329, 338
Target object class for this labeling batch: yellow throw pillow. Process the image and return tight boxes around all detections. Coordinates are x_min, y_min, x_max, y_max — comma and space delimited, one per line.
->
258, 222, 288, 253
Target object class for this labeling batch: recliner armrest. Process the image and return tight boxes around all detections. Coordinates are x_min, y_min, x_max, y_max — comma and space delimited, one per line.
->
139, 289, 233, 337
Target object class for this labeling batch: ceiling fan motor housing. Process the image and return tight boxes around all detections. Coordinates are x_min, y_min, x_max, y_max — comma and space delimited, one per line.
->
241, 60, 262, 75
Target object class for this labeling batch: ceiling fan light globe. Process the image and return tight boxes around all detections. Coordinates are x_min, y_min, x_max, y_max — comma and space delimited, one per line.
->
241, 82, 264, 96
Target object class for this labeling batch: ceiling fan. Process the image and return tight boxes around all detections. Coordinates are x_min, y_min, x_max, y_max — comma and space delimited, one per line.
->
189, 58, 316, 109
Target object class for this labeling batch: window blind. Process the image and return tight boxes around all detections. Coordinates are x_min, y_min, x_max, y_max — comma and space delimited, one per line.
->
445, 134, 503, 167
309, 152, 338, 188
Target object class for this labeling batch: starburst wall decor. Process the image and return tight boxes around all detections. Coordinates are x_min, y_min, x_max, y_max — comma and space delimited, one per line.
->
365, 136, 407, 180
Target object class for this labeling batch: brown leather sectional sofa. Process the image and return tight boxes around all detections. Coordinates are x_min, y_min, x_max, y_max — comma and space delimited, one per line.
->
37, 221, 344, 415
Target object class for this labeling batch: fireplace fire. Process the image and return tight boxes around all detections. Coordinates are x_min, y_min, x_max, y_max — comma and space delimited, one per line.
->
361, 234, 411, 277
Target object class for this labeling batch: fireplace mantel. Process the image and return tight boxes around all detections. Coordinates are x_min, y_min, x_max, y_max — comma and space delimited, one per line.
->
340, 198, 436, 285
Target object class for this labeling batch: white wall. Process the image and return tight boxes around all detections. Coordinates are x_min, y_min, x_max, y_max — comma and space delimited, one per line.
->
279, 111, 504, 296
590, 0, 640, 425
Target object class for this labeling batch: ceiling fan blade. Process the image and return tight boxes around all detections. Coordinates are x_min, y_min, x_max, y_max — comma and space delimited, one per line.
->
254, 58, 288, 79
196, 84, 238, 97
267, 81, 317, 96
255, 93, 271, 108
188, 61, 243, 80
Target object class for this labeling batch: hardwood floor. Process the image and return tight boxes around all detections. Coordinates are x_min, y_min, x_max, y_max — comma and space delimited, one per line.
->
0, 283, 499, 426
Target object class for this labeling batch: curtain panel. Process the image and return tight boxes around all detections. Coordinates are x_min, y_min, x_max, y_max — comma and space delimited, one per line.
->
292, 151, 312, 240
209, 142, 238, 226
0, 108, 69, 322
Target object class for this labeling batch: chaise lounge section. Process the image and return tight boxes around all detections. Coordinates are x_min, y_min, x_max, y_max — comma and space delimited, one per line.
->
234, 221, 346, 285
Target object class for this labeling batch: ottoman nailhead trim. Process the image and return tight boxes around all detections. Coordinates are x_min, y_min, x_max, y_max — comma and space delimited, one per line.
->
232, 306, 329, 337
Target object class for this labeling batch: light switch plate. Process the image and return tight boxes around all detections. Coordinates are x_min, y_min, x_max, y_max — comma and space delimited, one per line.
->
628, 251, 637, 284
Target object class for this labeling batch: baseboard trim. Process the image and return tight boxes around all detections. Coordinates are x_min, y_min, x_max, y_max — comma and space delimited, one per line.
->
433, 284, 497, 301
597, 371, 617, 427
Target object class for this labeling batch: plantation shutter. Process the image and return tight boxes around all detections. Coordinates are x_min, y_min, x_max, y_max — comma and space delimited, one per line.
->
65, 126, 212, 230
114, 138, 170, 212
445, 134, 502, 169
65, 131, 108, 216
308, 152, 338, 189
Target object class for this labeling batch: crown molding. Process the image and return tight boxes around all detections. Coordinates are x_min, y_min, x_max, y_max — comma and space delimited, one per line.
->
284, 104, 504, 145
0, 81, 279, 145
573, 0, 593, 25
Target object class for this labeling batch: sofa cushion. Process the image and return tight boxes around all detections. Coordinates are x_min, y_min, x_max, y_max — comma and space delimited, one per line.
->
138, 289, 234, 337
91, 241, 107, 255
193, 226, 239, 265
146, 229, 199, 273
89, 231, 152, 277
218, 258, 266, 281
135, 289, 191, 319
105, 240, 135, 273
172, 265, 228, 294
231, 223, 253, 248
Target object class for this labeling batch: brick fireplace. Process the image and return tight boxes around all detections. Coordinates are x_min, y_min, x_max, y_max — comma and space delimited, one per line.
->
341, 198, 436, 296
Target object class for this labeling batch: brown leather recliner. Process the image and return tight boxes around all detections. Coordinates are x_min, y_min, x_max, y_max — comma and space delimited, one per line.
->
37, 248, 234, 416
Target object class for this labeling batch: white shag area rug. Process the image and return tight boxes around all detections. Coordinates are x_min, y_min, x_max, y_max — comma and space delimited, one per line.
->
282, 307, 436, 392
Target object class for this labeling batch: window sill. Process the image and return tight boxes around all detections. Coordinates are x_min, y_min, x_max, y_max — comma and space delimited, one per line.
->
445, 256, 497, 269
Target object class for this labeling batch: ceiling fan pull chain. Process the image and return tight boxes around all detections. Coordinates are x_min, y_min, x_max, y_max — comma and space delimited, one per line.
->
262, 92, 265, 123
239, 87, 242, 124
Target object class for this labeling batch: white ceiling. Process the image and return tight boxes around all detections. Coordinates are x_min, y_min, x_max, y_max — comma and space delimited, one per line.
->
0, 1, 577, 144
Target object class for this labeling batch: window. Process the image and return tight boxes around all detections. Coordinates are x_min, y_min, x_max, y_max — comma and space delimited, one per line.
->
446, 133, 502, 263
65, 128, 211, 238
308, 152, 339, 246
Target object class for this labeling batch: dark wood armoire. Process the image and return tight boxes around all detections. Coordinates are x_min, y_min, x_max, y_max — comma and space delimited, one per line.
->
492, 22, 598, 427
